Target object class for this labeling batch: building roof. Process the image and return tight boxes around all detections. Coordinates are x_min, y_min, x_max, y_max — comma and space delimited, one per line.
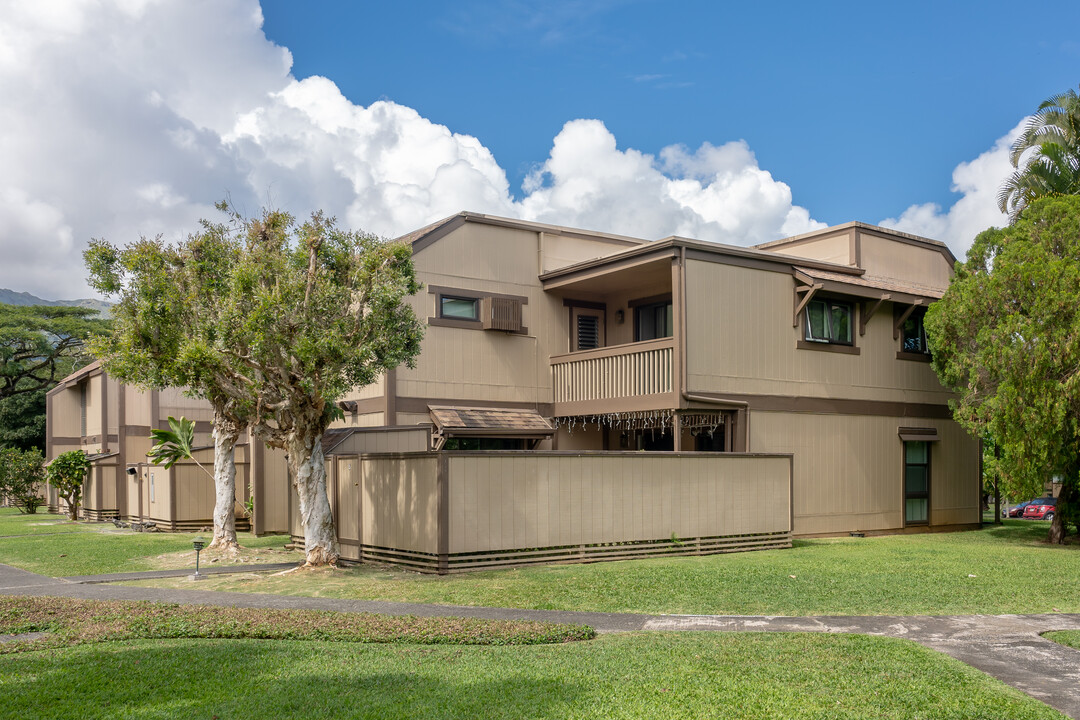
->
393, 212, 645, 254
429, 405, 554, 437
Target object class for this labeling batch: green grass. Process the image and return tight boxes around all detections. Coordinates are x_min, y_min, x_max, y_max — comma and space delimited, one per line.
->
1043, 630, 1080, 650
0, 508, 290, 576
0, 633, 1063, 719
0, 508, 100, 537
125, 520, 1078, 616
0, 596, 592, 652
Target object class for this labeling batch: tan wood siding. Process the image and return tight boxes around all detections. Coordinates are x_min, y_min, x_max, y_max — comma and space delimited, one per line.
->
332, 427, 430, 454
748, 411, 979, 535
124, 386, 151, 427
858, 230, 951, 291
402, 222, 565, 405
445, 453, 791, 555
361, 455, 440, 553
684, 259, 952, 405
85, 375, 102, 437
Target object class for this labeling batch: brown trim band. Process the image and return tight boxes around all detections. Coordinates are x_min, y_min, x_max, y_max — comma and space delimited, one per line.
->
427, 316, 482, 330
686, 391, 953, 419
562, 298, 606, 310
427, 285, 528, 304
628, 293, 673, 308
410, 215, 467, 254
550, 336, 673, 364
896, 351, 932, 363
427, 316, 530, 334
397, 396, 554, 417
796, 340, 861, 356
80, 434, 120, 444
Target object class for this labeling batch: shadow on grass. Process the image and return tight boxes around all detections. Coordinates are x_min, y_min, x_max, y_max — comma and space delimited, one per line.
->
0, 639, 579, 720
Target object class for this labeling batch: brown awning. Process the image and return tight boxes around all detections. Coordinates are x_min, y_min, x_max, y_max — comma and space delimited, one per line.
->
795, 266, 945, 301
898, 427, 939, 442
429, 406, 554, 438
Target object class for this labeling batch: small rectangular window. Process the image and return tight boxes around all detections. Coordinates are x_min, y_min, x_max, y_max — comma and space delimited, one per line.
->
901, 308, 930, 354
804, 299, 853, 345
440, 296, 478, 321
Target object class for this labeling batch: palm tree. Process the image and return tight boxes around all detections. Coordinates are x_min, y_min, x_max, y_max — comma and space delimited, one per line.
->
998, 86, 1080, 221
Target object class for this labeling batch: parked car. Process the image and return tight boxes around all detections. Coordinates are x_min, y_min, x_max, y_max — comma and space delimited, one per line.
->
1022, 497, 1057, 521
1008, 500, 1034, 518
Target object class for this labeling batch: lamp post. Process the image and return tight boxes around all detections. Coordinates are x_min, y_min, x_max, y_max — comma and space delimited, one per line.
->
191, 537, 206, 581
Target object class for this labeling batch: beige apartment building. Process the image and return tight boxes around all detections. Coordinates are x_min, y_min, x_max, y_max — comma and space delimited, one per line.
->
46, 212, 979, 570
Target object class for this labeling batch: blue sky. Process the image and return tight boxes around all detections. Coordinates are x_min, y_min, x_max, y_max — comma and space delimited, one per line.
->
260, 0, 1079, 224
0, 0, 1077, 297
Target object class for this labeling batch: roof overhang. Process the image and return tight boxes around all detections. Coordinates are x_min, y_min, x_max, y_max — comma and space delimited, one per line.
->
794, 267, 944, 304
429, 405, 554, 439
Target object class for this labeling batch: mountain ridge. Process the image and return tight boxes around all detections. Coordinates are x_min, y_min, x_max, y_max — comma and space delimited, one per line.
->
0, 288, 111, 316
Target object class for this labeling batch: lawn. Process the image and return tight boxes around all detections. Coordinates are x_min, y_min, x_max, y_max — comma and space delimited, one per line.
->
1043, 631, 1080, 651
0, 509, 101, 537
0, 508, 293, 577
123, 520, 1078, 617
0, 632, 1063, 719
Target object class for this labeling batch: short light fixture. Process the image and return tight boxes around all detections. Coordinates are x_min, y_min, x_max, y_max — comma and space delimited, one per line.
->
191, 537, 206, 580
615, 309, 625, 324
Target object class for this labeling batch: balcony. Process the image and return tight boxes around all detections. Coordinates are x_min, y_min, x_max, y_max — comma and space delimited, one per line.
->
551, 337, 675, 416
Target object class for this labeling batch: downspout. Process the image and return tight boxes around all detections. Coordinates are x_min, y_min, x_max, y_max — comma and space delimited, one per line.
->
677, 246, 751, 448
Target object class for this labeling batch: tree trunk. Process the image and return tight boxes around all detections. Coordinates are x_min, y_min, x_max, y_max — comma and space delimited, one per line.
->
66, 492, 79, 522
208, 411, 241, 552
289, 433, 338, 566
1048, 469, 1077, 545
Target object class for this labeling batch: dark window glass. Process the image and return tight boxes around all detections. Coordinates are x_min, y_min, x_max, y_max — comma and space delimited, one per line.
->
440, 296, 478, 320
904, 440, 929, 524
804, 299, 853, 345
901, 308, 930, 354
634, 301, 673, 341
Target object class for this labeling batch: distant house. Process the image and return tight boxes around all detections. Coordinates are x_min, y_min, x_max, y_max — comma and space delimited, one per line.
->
46, 213, 978, 571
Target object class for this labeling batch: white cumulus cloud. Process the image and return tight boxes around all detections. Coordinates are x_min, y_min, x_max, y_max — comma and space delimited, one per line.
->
879, 121, 1024, 259
0, 0, 851, 300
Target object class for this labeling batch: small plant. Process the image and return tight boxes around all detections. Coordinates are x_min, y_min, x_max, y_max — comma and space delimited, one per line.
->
147, 416, 212, 478
47, 450, 91, 521
0, 448, 46, 514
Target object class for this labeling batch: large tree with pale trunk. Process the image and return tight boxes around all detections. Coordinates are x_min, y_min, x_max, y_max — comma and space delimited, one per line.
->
216, 207, 423, 566
85, 226, 254, 552
926, 195, 1080, 543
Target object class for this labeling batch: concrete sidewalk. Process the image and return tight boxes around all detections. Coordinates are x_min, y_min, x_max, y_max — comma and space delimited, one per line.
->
2, 563, 1079, 718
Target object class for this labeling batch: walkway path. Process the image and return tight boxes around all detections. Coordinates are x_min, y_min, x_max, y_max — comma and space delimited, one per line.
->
2, 563, 1079, 718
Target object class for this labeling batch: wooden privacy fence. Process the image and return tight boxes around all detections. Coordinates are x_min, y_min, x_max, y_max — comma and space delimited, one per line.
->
293, 451, 794, 573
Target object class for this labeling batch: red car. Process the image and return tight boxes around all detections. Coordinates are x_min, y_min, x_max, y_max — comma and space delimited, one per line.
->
1022, 497, 1057, 521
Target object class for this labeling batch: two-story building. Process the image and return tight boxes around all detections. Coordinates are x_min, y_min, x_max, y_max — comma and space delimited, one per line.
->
46, 212, 979, 570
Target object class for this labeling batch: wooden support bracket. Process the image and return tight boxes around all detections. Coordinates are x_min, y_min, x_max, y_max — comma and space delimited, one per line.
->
893, 299, 924, 340
793, 283, 823, 327
860, 293, 891, 336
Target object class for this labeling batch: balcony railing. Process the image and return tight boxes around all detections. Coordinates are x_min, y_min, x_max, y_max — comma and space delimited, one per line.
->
551, 337, 674, 413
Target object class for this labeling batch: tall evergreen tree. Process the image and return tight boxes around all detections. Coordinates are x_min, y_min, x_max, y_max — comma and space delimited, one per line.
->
926, 196, 1080, 543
